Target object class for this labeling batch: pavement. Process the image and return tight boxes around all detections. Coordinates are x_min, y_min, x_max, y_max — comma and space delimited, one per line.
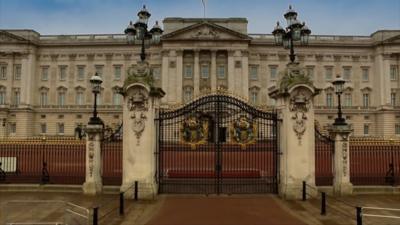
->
0, 191, 399, 225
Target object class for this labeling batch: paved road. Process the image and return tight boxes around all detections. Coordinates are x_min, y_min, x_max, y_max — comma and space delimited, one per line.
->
145, 195, 307, 225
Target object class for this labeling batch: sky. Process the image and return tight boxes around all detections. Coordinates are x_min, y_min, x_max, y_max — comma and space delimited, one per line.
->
0, 0, 399, 36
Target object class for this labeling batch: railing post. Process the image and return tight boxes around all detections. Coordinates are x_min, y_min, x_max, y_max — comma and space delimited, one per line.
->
356, 207, 362, 225
119, 192, 124, 215
93, 207, 98, 225
134, 180, 138, 201
321, 192, 326, 215
302, 181, 306, 201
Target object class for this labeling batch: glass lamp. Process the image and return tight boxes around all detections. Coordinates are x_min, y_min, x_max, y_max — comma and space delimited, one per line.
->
332, 75, 345, 94
272, 22, 285, 45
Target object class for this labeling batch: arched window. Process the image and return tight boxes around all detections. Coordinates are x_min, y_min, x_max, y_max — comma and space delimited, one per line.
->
361, 87, 372, 108
112, 86, 122, 105
343, 87, 353, 107
325, 87, 334, 108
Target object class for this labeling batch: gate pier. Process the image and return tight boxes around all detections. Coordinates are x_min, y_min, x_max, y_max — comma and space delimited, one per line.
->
269, 62, 320, 199
120, 60, 165, 199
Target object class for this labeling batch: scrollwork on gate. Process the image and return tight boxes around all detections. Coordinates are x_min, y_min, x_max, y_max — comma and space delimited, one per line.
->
230, 115, 257, 148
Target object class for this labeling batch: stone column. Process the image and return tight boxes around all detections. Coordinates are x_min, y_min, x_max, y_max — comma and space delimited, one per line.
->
269, 63, 319, 199
328, 125, 353, 196
194, 50, 200, 97
241, 51, 249, 99
161, 50, 169, 103
176, 50, 183, 102
227, 50, 235, 92
211, 50, 217, 91
83, 124, 103, 195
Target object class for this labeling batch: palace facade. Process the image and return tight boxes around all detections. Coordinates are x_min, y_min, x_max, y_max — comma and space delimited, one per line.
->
0, 17, 400, 138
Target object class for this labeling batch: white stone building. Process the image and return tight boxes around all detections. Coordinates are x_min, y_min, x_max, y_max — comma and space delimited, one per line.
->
0, 17, 399, 138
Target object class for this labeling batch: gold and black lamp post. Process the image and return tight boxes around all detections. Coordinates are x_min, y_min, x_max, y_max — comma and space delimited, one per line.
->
124, 5, 163, 62
272, 5, 311, 63
88, 73, 103, 125
332, 75, 347, 126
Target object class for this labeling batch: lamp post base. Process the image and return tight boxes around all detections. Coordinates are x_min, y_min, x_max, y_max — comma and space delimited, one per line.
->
88, 117, 104, 126
333, 117, 347, 126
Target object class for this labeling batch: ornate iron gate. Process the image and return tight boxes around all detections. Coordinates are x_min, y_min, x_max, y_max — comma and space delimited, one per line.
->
157, 94, 279, 194
315, 128, 334, 186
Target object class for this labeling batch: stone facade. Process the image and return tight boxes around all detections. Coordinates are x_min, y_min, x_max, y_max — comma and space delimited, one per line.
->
0, 18, 400, 138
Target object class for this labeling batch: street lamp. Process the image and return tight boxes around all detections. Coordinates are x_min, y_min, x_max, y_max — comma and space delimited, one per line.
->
272, 5, 311, 63
124, 5, 163, 62
88, 73, 103, 125
332, 75, 347, 126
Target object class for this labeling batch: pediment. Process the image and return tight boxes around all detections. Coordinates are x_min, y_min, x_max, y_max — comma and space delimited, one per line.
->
384, 34, 400, 44
0, 31, 31, 44
162, 22, 251, 41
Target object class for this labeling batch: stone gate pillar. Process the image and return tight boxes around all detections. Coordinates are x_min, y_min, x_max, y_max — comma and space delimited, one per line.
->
328, 125, 353, 196
120, 61, 165, 199
269, 63, 320, 199
83, 124, 103, 195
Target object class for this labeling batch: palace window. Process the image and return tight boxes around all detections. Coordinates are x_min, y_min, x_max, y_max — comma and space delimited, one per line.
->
40, 91, 48, 106
95, 65, 104, 77
184, 65, 193, 79
362, 68, 369, 81
9, 123, 16, 134
396, 124, 400, 135
325, 67, 333, 80
41, 66, 49, 81
59, 66, 67, 81
343, 67, 352, 81
201, 64, 209, 79
249, 87, 260, 105
113, 90, 121, 105
390, 65, 398, 81
363, 124, 369, 136
344, 93, 352, 107
0, 64, 7, 80
58, 89, 66, 106
0, 86, 6, 105
14, 64, 21, 80
269, 66, 278, 80
183, 86, 193, 103
114, 65, 122, 80
40, 123, 47, 134
57, 123, 64, 135
12, 88, 20, 106
75, 90, 84, 105
306, 66, 314, 80
217, 65, 226, 79
249, 66, 258, 80
363, 93, 370, 107
77, 66, 85, 81
326, 93, 333, 108
391, 92, 396, 106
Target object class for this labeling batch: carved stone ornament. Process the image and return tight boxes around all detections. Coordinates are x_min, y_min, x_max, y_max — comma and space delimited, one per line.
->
289, 90, 311, 144
192, 26, 219, 39
181, 114, 209, 149
342, 142, 348, 176
230, 115, 257, 148
88, 142, 95, 177
123, 60, 155, 90
127, 87, 149, 145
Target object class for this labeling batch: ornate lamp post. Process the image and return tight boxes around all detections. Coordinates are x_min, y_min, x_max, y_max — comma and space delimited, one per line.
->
332, 75, 347, 126
272, 5, 311, 63
88, 73, 103, 125
124, 5, 163, 62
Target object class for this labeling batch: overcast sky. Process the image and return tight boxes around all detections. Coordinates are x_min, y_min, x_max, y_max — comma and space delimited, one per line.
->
0, 0, 399, 36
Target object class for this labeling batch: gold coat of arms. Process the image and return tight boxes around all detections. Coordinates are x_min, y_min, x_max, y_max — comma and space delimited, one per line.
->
231, 115, 257, 147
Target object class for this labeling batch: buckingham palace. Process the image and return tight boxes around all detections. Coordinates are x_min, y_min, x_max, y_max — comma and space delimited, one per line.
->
0, 16, 399, 138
